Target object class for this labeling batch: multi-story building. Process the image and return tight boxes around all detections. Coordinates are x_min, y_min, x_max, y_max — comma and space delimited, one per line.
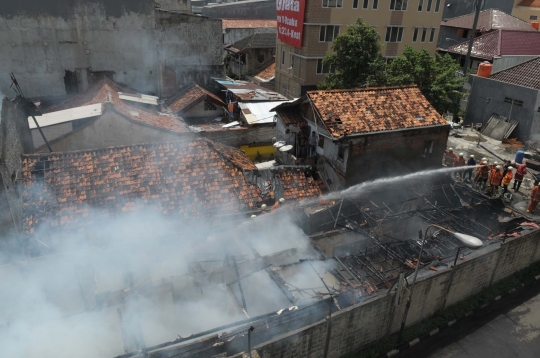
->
512, 0, 540, 23
275, 0, 447, 98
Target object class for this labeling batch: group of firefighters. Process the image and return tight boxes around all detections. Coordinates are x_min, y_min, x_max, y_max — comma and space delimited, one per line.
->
443, 148, 540, 213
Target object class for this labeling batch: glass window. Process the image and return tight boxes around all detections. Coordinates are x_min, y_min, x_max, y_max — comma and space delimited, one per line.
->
421, 27, 427, 42
323, 0, 343, 8
338, 146, 345, 160
434, 0, 440, 12
429, 28, 436, 42
413, 27, 419, 42
363, 0, 369, 9
290, 54, 294, 68
390, 0, 407, 10
353, 0, 359, 8
281, 50, 285, 65
531, 15, 538, 20
426, 0, 432, 11
316, 59, 335, 74
373, 0, 378, 9
320, 25, 340, 42
385, 27, 404, 42
418, 0, 423, 11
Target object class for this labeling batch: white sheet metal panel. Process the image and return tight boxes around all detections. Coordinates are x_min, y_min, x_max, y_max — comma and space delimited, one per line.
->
118, 92, 159, 105
28, 103, 102, 129
240, 101, 287, 125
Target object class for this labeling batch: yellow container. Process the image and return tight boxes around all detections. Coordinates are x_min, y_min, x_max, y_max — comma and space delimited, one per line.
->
239, 143, 276, 161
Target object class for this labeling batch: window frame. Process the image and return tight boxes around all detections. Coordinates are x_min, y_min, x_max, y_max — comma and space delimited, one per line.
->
385, 26, 404, 42
373, 0, 378, 9
319, 25, 340, 42
322, 0, 343, 8
434, 0, 441, 12
421, 27, 427, 42
429, 28, 436, 42
390, 0, 408, 11
426, 0, 432, 11
413, 27, 419, 42
418, 0, 423, 11
353, 0, 359, 8
281, 50, 285, 65
316, 59, 335, 74
290, 54, 294, 69
531, 15, 538, 20
337, 146, 346, 161
363, 0, 369, 9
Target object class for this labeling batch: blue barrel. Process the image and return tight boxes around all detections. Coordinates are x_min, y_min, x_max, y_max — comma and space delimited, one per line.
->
515, 150, 525, 164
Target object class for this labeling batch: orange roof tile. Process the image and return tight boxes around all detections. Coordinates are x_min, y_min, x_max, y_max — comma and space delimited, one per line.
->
46, 78, 189, 134
222, 19, 277, 29
21, 139, 261, 234
274, 168, 325, 201
255, 61, 275, 81
307, 86, 447, 138
165, 82, 226, 114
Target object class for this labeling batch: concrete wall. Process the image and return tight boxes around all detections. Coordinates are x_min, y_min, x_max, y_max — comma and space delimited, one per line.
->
201, 0, 276, 20
224, 28, 276, 47
184, 101, 223, 119
0, 1, 224, 99
0, 97, 34, 242
31, 122, 74, 149
465, 75, 539, 142
244, 228, 540, 358
199, 125, 276, 147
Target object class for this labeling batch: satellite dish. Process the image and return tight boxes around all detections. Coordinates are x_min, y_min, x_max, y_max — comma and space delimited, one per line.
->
273, 141, 286, 148
280, 145, 293, 152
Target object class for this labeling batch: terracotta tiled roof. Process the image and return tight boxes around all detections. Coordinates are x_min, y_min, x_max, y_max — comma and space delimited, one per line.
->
21, 139, 261, 234
276, 168, 325, 201
46, 78, 189, 133
307, 86, 446, 138
446, 30, 540, 60
441, 9, 536, 32
165, 82, 226, 114
518, 0, 540, 8
222, 19, 277, 29
226, 33, 277, 53
276, 109, 305, 125
254, 61, 275, 81
489, 57, 540, 90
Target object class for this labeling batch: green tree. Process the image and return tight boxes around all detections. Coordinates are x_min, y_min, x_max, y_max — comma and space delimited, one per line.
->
318, 18, 386, 90
386, 46, 465, 115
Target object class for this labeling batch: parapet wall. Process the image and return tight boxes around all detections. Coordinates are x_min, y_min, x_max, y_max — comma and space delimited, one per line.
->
253, 229, 540, 357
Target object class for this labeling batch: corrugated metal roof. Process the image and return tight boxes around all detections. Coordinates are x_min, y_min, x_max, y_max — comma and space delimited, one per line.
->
28, 103, 102, 129
118, 92, 159, 105
240, 101, 288, 124
441, 9, 536, 32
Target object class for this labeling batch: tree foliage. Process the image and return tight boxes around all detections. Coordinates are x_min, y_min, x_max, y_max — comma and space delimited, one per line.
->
318, 18, 386, 90
386, 46, 465, 114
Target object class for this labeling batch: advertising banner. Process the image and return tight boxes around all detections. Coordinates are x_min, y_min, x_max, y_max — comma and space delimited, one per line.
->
276, 0, 305, 49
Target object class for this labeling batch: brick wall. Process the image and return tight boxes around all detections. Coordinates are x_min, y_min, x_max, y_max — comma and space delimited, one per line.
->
200, 125, 276, 147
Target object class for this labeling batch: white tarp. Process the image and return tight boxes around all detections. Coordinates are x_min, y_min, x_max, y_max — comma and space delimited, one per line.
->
240, 101, 288, 125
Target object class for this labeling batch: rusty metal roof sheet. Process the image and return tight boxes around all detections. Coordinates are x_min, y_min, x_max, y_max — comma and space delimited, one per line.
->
222, 19, 277, 29
441, 9, 536, 32
307, 86, 447, 138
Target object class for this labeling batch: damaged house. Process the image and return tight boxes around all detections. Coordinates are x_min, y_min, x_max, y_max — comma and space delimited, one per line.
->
273, 86, 450, 188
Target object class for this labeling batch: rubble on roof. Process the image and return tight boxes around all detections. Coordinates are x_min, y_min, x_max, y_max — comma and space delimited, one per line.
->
306, 86, 447, 138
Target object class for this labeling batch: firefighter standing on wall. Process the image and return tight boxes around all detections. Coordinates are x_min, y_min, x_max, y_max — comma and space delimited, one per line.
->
474, 157, 487, 186
443, 148, 457, 166
489, 165, 503, 196
502, 166, 513, 194
513, 163, 527, 192
528, 184, 540, 213
453, 153, 466, 180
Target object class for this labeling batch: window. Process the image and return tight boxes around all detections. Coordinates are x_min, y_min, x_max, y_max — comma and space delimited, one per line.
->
338, 146, 345, 161
429, 28, 436, 42
426, 0, 432, 11
505, 97, 524, 106
363, 0, 369, 9
319, 25, 340, 42
531, 15, 538, 20
281, 50, 285, 65
413, 27, 419, 42
353, 0, 359, 8
258, 54, 265, 63
290, 54, 294, 69
318, 137, 325, 149
418, 0, 423, 11
421, 27, 427, 42
373, 0, 378, 9
322, 0, 343, 8
385, 26, 404, 42
316, 59, 335, 74
424, 140, 434, 154
390, 0, 407, 10
434, 0, 440, 12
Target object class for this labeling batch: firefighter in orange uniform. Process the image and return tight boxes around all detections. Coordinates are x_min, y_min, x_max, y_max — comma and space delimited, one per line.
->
501, 166, 513, 194
474, 157, 487, 184
443, 148, 458, 166
271, 198, 286, 211
453, 153, 466, 180
513, 163, 527, 192
528, 185, 540, 213
489, 165, 503, 196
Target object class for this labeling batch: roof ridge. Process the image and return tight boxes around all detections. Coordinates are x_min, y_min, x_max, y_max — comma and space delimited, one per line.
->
307, 85, 418, 94
490, 56, 540, 76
